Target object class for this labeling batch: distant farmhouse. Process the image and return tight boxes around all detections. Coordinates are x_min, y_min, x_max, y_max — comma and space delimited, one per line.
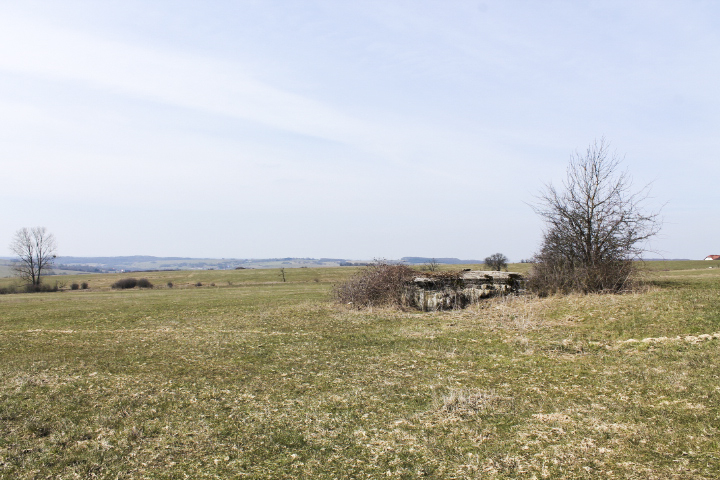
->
705, 255, 720, 261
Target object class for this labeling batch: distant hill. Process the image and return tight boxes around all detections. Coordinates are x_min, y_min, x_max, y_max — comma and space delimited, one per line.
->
56, 256, 193, 265
642, 258, 691, 261
400, 257, 484, 265
0, 259, 14, 278
4, 255, 703, 277
3, 256, 492, 276
52, 256, 361, 272
46, 256, 487, 273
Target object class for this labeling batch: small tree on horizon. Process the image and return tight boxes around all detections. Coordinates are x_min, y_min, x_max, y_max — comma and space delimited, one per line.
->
423, 258, 439, 272
9, 227, 57, 286
484, 253, 508, 271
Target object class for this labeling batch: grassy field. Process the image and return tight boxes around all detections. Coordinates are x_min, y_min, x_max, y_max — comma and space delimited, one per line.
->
1, 263, 719, 478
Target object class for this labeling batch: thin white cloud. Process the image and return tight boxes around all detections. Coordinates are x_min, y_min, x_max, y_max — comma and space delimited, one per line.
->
0, 14, 368, 146
0, 11, 521, 177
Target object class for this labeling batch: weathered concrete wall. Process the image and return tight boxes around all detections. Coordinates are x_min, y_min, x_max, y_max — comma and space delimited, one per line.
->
405, 271, 523, 311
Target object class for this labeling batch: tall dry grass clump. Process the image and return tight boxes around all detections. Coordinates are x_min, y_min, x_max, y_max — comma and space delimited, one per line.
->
332, 261, 416, 308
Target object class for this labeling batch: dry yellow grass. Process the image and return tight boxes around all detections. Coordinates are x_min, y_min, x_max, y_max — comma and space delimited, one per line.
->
1, 264, 719, 478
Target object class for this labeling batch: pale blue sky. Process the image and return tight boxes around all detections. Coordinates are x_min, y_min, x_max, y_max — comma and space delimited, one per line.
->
1, 1, 718, 260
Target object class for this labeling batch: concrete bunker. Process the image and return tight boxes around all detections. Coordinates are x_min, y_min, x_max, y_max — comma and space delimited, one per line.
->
405, 270, 524, 311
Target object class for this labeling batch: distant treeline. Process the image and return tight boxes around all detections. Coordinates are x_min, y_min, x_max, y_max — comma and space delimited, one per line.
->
56, 256, 193, 266
55, 264, 112, 273
400, 257, 483, 265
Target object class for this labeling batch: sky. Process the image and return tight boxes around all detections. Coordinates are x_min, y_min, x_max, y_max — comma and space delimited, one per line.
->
1, 0, 718, 261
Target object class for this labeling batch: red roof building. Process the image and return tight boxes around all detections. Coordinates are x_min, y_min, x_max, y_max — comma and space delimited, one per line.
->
704, 255, 720, 260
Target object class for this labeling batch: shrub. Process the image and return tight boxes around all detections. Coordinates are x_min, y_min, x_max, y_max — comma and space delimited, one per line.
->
527, 257, 636, 296
195, 282, 202, 287
112, 278, 138, 289
24, 283, 59, 293
0, 282, 68, 294
167, 282, 173, 288
81, 282, 89, 290
70, 283, 80, 290
137, 278, 153, 289
332, 261, 416, 308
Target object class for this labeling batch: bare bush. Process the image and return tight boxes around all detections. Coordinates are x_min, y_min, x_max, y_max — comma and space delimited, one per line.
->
332, 261, 416, 308
529, 139, 661, 295
422, 258, 439, 272
526, 256, 636, 296
111, 278, 153, 289
112, 278, 138, 289
0, 285, 17, 295
25, 282, 59, 293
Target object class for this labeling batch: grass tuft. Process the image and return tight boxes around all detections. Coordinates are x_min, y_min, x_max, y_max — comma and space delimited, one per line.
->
439, 389, 514, 416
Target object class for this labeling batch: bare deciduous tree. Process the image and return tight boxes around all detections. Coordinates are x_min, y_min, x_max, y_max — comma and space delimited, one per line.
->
10, 227, 57, 286
529, 139, 661, 294
423, 258, 439, 272
484, 253, 508, 271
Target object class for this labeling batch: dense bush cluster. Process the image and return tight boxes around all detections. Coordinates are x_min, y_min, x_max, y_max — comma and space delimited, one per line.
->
111, 278, 153, 289
112, 278, 137, 289
24, 283, 60, 293
332, 262, 416, 308
526, 258, 636, 296
0, 282, 62, 294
